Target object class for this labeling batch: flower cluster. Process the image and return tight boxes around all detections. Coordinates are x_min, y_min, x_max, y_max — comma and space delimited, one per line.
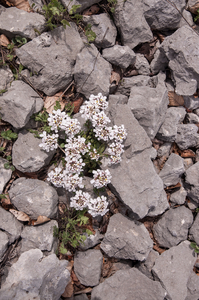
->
39, 93, 127, 217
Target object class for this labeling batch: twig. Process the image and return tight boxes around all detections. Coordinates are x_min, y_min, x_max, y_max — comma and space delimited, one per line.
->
165, 0, 199, 36
57, 80, 74, 102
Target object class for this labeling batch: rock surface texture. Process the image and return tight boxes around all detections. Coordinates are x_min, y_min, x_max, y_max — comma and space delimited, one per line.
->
1, 1, 199, 300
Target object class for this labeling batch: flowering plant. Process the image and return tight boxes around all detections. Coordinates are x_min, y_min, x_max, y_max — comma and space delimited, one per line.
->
39, 93, 127, 217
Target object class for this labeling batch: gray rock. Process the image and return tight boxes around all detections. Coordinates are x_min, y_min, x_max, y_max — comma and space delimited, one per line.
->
179, 9, 195, 27
74, 249, 103, 286
91, 268, 167, 300
20, 220, 58, 253
79, 229, 104, 251
100, 213, 153, 261
74, 44, 111, 98
142, 0, 186, 30
83, 14, 117, 48
170, 186, 187, 205
186, 112, 199, 124
150, 48, 169, 75
117, 75, 152, 96
0, 231, 9, 262
12, 131, 55, 173
28, 0, 43, 12
156, 107, 186, 142
0, 80, 41, 129
0, 157, 12, 194
113, 0, 153, 49
134, 53, 151, 75
184, 95, 199, 110
136, 249, 159, 280
16, 25, 84, 96
128, 72, 169, 139
189, 212, 199, 245
159, 153, 185, 187
186, 271, 199, 299
0, 7, 46, 40
0, 67, 13, 92
159, 25, 199, 95
153, 206, 193, 248
0, 249, 70, 300
184, 158, 194, 170
176, 124, 199, 150
108, 94, 128, 105
152, 241, 197, 300
61, 0, 101, 13
107, 102, 152, 156
157, 142, 172, 158
0, 206, 23, 244
104, 149, 169, 219
9, 178, 58, 219
102, 45, 136, 69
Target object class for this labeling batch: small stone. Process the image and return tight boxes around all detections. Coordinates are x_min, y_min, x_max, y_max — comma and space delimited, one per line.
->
61, 0, 101, 13
117, 75, 152, 96
186, 112, 199, 124
184, 95, 199, 110
0, 7, 46, 39
183, 158, 194, 170
0, 206, 23, 244
9, 178, 58, 219
136, 249, 159, 280
0, 157, 12, 194
100, 213, 153, 261
83, 13, 117, 48
176, 124, 199, 150
12, 131, 56, 173
153, 206, 193, 248
158, 153, 185, 187
0, 67, 13, 92
74, 249, 103, 287
152, 241, 197, 300
134, 54, 151, 75
79, 229, 104, 251
0, 80, 41, 129
170, 186, 187, 205
0, 230, 9, 262
189, 212, 199, 245
102, 45, 136, 69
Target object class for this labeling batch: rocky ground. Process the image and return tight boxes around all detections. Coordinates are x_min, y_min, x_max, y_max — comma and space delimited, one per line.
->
1, 0, 199, 299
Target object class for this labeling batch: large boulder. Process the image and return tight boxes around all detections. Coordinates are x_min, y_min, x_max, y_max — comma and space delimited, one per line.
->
16, 25, 84, 96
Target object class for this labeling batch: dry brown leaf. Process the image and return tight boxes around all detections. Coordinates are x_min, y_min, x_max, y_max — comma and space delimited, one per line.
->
44, 92, 65, 113
180, 149, 196, 158
73, 97, 84, 113
168, 91, 184, 107
62, 279, 74, 298
7, 0, 31, 11
0, 34, 10, 47
9, 209, 30, 222
110, 70, 121, 86
32, 215, 50, 225
74, 287, 92, 295
83, 4, 100, 15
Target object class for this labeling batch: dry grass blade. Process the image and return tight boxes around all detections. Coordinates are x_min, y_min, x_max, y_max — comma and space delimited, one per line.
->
0, 35, 10, 47
9, 209, 30, 222
32, 215, 50, 225
44, 92, 65, 113
6, 0, 30, 11
168, 91, 184, 106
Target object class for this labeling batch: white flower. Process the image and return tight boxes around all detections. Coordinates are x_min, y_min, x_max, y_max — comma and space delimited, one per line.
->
90, 169, 112, 188
109, 125, 127, 142
107, 142, 124, 165
60, 117, 81, 137
89, 148, 100, 161
87, 196, 109, 217
70, 190, 91, 210
65, 156, 85, 174
47, 167, 65, 187
48, 109, 67, 132
80, 93, 108, 120
93, 126, 111, 142
63, 173, 84, 192
65, 136, 90, 159
39, 131, 58, 152
91, 111, 111, 128
89, 93, 108, 111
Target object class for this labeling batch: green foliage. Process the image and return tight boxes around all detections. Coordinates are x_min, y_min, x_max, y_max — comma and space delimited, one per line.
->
190, 242, 199, 253
107, 0, 117, 13
85, 24, 96, 43
12, 36, 27, 47
69, 4, 81, 15
53, 208, 93, 254
0, 89, 7, 94
195, 208, 199, 213
42, 0, 69, 30
1, 130, 18, 141
194, 9, 199, 22
34, 110, 49, 124
54, 100, 62, 111
4, 155, 15, 171
0, 194, 7, 199
65, 102, 74, 116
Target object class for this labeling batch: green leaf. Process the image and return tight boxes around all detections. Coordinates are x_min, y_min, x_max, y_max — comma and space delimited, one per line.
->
6, 155, 12, 161
10, 165, 15, 172
190, 242, 197, 249
50, 6, 60, 15
60, 242, 68, 254
4, 162, 10, 169
80, 215, 89, 225
18, 64, 24, 74
61, 19, 70, 28
86, 229, 93, 236
0, 147, 5, 152
0, 194, 7, 199
54, 100, 61, 111
69, 4, 81, 14
85, 24, 96, 43
53, 225, 59, 237
59, 143, 65, 148
0, 89, 7, 93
